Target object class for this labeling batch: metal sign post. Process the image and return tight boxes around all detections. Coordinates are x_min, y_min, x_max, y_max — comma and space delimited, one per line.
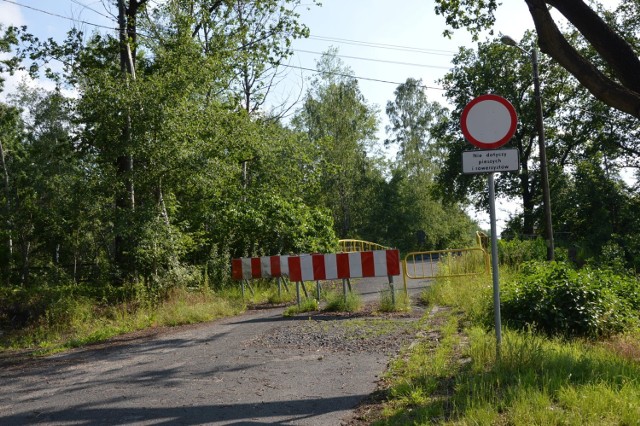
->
460, 94, 519, 355
488, 173, 502, 350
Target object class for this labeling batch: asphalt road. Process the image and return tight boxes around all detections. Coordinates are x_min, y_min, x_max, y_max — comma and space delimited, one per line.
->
0, 263, 434, 425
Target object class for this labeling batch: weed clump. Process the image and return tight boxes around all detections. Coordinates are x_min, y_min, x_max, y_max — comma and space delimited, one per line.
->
323, 290, 362, 313
501, 261, 640, 338
283, 298, 318, 316
379, 289, 411, 313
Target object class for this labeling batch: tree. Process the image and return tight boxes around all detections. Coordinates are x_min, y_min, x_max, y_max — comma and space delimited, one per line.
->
0, 102, 23, 283
147, 0, 317, 116
114, 0, 148, 277
435, 32, 574, 236
226, 0, 317, 115
433, 0, 640, 119
362, 167, 477, 251
0, 85, 104, 286
385, 78, 447, 177
554, 153, 640, 266
292, 48, 380, 238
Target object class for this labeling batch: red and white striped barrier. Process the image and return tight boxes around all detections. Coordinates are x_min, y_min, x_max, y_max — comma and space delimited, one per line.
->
232, 250, 400, 282
231, 255, 291, 281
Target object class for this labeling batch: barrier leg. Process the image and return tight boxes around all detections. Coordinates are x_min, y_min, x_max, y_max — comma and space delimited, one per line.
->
402, 259, 408, 297
301, 281, 309, 299
283, 276, 290, 293
296, 281, 301, 307
389, 275, 396, 305
316, 280, 321, 301
277, 277, 281, 298
244, 279, 255, 296
241, 279, 245, 299
389, 275, 396, 306
347, 278, 352, 292
342, 278, 347, 301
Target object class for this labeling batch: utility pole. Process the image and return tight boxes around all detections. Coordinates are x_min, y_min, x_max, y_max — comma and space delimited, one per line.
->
501, 35, 555, 260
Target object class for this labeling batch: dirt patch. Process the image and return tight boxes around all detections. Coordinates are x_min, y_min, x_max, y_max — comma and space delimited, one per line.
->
255, 302, 427, 357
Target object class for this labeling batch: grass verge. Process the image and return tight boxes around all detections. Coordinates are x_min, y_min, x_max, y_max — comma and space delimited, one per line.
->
0, 281, 287, 355
368, 270, 640, 425
283, 297, 319, 316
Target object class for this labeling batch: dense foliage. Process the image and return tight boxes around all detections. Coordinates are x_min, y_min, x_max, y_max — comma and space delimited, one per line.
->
0, 1, 479, 334
434, 0, 640, 120
2, 0, 639, 340
501, 261, 640, 338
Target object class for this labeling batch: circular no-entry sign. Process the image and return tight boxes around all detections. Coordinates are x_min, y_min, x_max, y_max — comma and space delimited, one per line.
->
461, 94, 517, 149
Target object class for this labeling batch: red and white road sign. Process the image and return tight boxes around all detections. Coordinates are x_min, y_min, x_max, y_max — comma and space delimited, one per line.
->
461, 94, 517, 149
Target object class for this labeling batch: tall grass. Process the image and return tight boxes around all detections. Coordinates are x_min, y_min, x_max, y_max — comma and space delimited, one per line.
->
450, 326, 640, 424
379, 289, 411, 313
323, 289, 363, 312
0, 280, 262, 354
420, 270, 495, 325
374, 257, 640, 425
283, 297, 318, 316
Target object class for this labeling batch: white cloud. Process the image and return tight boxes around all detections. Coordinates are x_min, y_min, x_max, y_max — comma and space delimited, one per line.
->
0, 3, 25, 28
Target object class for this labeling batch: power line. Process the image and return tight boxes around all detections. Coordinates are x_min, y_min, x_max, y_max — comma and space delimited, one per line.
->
281, 63, 445, 91
293, 48, 452, 70
2, 0, 448, 92
1, 0, 117, 30
308, 34, 457, 56
69, 0, 116, 22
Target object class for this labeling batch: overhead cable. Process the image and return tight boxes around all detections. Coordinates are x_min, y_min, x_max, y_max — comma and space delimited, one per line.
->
0, 0, 117, 30
294, 48, 451, 70
308, 34, 456, 56
281, 64, 445, 91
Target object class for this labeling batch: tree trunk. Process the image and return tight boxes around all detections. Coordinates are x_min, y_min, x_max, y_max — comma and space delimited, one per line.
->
520, 171, 536, 236
114, 0, 143, 279
156, 181, 179, 267
0, 138, 13, 282
20, 239, 29, 286
526, 0, 640, 118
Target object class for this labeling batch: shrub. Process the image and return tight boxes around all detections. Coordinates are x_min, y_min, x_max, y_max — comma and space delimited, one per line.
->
283, 298, 318, 316
501, 261, 640, 338
323, 290, 362, 313
379, 289, 411, 313
498, 238, 547, 267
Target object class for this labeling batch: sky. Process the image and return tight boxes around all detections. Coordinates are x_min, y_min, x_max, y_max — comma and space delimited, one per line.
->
0, 0, 540, 234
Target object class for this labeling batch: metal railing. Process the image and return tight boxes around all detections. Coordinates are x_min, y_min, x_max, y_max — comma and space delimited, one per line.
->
403, 248, 490, 280
338, 239, 390, 252
402, 239, 490, 293
476, 231, 489, 251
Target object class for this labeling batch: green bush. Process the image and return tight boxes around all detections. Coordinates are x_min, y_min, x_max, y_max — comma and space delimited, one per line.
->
283, 298, 318, 316
379, 289, 411, 313
498, 237, 570, 267
501, 261, 640, 338
323, 290, 362, 313
498, 238, 547, 266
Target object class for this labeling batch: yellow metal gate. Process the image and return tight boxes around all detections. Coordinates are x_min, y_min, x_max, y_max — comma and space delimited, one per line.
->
402, 232, 490, 292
